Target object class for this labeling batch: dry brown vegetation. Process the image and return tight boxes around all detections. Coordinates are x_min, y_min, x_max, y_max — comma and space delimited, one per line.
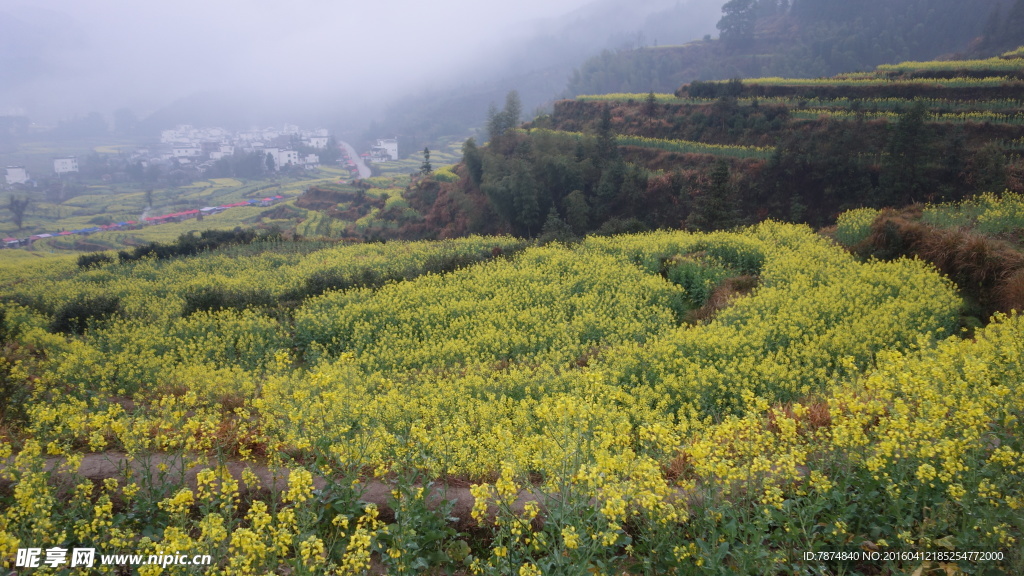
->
860, 210, 1024, 318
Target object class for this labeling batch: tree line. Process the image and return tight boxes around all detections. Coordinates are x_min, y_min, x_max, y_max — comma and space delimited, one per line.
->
396, 90, 1018, 242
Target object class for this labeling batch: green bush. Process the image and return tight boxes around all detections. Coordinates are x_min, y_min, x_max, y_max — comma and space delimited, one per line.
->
182, 286, 275, 316
835, 207, 880, 246
49, 295, 121, 334
665, 257, 732, 308
77, 252, 115, 269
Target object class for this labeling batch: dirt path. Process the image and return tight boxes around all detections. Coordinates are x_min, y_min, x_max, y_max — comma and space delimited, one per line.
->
1, 451, 548, 527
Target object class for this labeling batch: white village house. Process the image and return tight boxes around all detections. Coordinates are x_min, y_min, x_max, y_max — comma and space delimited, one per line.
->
369, 138, 399, 162
264, 148, 300, 170
173, 146, 203, 158
54, 157, 78, 175
5, 166, 29, 186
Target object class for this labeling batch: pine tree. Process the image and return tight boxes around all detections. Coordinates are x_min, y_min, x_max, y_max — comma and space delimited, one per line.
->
689, 160, 739, 231
596, 104, 618, 164
486, 103, 502, 143
420, 147, 432, 175
486, 90, 524, 146
563, 190, 590, 235
503, 90, 522, 131
644, 91, 658, 129
538, 206, 574, 244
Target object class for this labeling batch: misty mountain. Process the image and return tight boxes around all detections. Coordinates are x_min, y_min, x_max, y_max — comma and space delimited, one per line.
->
361, 0, 722, 155
1, 0, 722, 146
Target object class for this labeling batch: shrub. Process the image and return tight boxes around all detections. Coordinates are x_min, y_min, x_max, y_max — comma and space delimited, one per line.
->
834, 207, 879, 247
182, 286, 275, 316
77, 252, 115, 269
432, 167, 460, 183
49, 295, 121, 334
664, 256, 732, 308
301, 270, 355, 298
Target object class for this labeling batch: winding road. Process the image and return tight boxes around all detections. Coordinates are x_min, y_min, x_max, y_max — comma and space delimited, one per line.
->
338, 140, 371, 179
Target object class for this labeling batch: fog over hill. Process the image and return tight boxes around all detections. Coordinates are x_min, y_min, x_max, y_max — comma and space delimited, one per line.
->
0, 0, 720, 133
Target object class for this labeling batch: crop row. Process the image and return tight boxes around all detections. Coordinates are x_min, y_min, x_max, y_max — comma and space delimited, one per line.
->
615, 134, 774, 160
876, 57, 1024, 75
920, 191, 1024, 235
791, 108, 1024, 125
577, 93, 1024, 114
736, 75, 1021, 88
522, 128, 774, 160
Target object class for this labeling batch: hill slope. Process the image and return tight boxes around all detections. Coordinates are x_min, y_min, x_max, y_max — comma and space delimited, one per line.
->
566, 0, 1023, 96
362, 49, 1022, 241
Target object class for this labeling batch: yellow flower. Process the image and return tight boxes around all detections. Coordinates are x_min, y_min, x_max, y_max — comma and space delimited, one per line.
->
562, 525, 580, 549
519, 562, 542, 576
158, 488, 194, 516
284, 468, 314, 504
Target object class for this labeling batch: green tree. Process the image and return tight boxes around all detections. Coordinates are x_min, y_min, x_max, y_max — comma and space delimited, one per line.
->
8, 195, 30, 230
321, 137, 342, 165
486, 103, 502, 143
265, 152, 276, 172
421, 147, 432, 175
968, 142, 1008, 194
717, 0, 757, 49
562, 189, 590, 235
503, 90, 522, 131
596, 104, 618, 164
595, 159, 625, 221
487, 90, 524, 144
881, 100, 931, 203
644, 91, 658, 128
538, 206, 575, 244
621, 164, 649, 220
688, 160, 739, 231
510, 160, 540, 235
462, 138, 483, 186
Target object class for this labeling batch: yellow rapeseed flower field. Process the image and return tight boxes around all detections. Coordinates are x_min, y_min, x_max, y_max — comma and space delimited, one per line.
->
0, 221, 1021, 573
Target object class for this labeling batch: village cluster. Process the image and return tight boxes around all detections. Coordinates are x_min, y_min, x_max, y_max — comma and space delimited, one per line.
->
4, 123, 334, 189
158, 123, 328, 170
1, 123, 405, 249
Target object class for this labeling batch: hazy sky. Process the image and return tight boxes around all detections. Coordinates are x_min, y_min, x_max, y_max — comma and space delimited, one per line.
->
1, 0, 610, 120
1, 0, 723, 129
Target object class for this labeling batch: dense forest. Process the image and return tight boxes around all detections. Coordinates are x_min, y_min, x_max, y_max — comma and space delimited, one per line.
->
566, 0, 1024, 96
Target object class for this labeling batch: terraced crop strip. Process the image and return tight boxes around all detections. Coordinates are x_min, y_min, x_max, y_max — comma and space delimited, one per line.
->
790, 108, 1024, 125
877, 57, 1024, 76
616, 134, 775, 160
579, 94, 1024, 112
920, 192, 1024, 235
